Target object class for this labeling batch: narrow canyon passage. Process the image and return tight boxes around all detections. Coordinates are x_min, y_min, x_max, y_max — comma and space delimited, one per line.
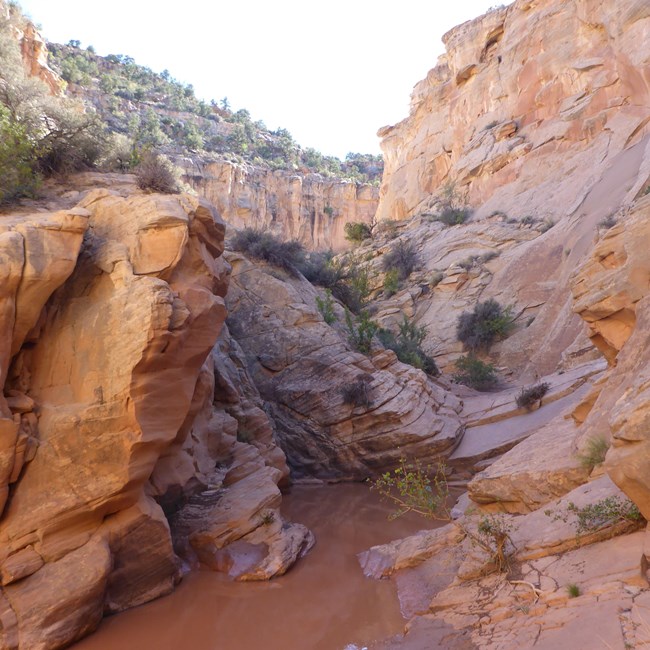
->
71, 485, 436, 650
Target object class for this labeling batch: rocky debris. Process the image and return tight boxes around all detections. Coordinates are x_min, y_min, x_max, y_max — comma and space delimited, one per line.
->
225, 251, 464, 479
364, 476, 647, 648
184, 159, 379, 252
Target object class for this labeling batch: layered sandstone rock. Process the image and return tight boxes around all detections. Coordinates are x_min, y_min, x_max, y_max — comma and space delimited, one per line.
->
570, 197, 650, 520
0, 188, 311, 649
367, 0, 650, 378
183, 159, 379, 252
225, 251, 464, 479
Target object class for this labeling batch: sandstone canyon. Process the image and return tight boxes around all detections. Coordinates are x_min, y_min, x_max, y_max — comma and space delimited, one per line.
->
1, 0, 650, 649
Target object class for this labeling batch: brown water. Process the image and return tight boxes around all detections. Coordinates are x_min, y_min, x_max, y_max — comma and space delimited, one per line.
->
72, 484, 435, 650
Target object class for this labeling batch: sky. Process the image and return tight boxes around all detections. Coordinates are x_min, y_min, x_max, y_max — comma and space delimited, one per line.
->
17, 0, 500, 158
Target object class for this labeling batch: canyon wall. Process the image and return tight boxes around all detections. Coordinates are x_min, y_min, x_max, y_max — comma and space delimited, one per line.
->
376, 0, 650, 223
358, 0, 650, 378
0, 186, 313, 649
182, 159, 379, 251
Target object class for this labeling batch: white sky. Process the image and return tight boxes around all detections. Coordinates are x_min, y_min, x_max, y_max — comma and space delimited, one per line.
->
18, 0, 499, 158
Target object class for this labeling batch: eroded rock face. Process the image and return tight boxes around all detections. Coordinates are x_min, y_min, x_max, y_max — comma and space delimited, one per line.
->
377, 0, 650, 224
225, 251, 464, 480
184, 159, 379, 252
0, 188, 308, 649
570, 197, 650, 520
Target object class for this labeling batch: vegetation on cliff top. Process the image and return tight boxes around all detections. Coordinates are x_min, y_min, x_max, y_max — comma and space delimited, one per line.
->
46, 41, 383, 183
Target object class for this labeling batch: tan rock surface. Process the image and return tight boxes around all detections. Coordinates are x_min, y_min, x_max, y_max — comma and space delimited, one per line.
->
225, 251, 464, 479
186, 159, 379, 251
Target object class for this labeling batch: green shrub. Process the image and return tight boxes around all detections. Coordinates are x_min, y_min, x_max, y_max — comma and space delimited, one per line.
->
382, 240, 419, 281
230, 228, 306, 276
453, 355, 498, 390
135, 152, 180, 193
301, 253, 370, 313
344, 221, 372, 244
564, 497, 643, 535
345, 309, 378, 354
566, 583, 581, 598
429, 271, 444, 288
456, 299, 513, 351
378, 316, 439, 376
577, 436, 609, 471
434, 183, 472, 226
0, 105, 39, 204
516, 382, 550, 410
383, 268, 400, 297
340, 374, 373, 408
316, 289, 336, 324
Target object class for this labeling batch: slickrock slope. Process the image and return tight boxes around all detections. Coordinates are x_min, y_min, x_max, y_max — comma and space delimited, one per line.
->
225, 252, 464, 479
184, 159, 379, 252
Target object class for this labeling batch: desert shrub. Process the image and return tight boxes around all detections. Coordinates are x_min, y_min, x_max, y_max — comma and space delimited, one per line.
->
340, 374, 373, 408
458, 256, 478, 271
480, 251, 500, 263
376, 219, 399, 239
539, 219, 555, 233
382, 240, 419, 281
378, 316, 439, 376
230, 228, 306, 276
434, 182, 472, 226
0, 105, 38, 203
302, 253, 371, 313
453, 355, 498, 390
383, 268, 399, 297
371, 458, 514, 573
135, 152, 180, 193
577, 436, 609, 471
598, 214, 617, 230
315, 289, 336, 324
547, 497, 644, 536
344, 221, 372, 244
429, 271, 444, 288
521, 215, 537, 226
566, 583, 581, 598
516, 382, 550, 410
456, 299, 513, 351
0, 13, 108, 202
345, 309, 378, 354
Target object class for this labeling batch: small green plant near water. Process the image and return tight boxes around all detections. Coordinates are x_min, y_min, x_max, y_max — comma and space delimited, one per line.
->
453, 355, 498, 390
516, 382, 550, 411
316, 289, 337, 324
457, 299, 514, 352
345, 309, 378, 354
377, 316, 439, 376
545, 496, 643, 536
566, 583, 581, 598
371, 458, 515, 574
577, 436, 609, 471
340, 374, 373, 408
383, 268, 400, 297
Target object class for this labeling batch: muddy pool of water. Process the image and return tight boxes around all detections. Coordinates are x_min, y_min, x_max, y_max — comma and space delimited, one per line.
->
72, 483, 439, 650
